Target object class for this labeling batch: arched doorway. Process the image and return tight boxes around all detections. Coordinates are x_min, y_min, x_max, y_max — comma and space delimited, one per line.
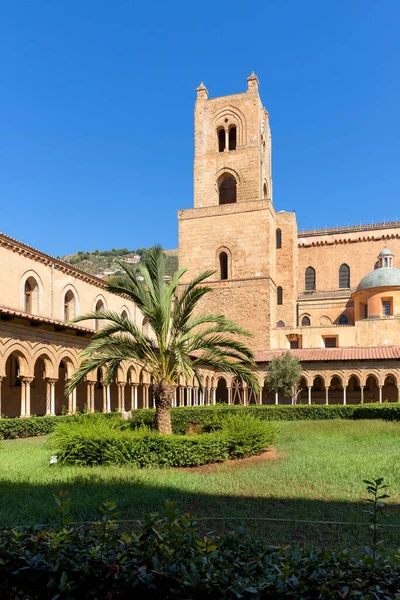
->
329, 376, 343, 405
54, 361, 69, 415
383, 375, 397, 403
231, 378, 244, 404
365, 375, 379, 403
216, 378, 228, 404
31, 357, 49, 416
3, 353, 25, 417
297, 377, 308, 404
347, 375, 361, 405
311, 376, 325, 405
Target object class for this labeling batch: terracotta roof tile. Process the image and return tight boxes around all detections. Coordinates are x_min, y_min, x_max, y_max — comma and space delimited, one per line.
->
255, 347, 400, 363
0, 306, 93, 333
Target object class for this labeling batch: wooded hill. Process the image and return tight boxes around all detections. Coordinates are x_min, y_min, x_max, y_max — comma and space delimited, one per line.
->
60, 247, 179, 279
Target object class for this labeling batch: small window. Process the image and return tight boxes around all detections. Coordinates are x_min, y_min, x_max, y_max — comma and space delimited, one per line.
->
95, 300, 105, 332
305, 267, 316, 291
324, 337, 337, 348
290, 340, 299, 349
142, 317, 149, 336
218, 129, 225, 153
382, 300, 392, 317
263, 182, 268, 199
277, 320, 285, 327
64, 290, 75, 321
277, 286, 283, 305
301, 316, 311, 326
219, 176, 237, 205
228, 126, 237, 150
121, 309, 128, 319
219, 252, 228, 280
339, 314, 348, 325
276, 228, 282, 249
25, 280, 32, 313
363, 303, 368, 319
339, 264, 350, 289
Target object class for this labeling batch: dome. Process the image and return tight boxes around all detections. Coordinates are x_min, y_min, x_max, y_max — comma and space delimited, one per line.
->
378, 248, 393, 257
356, 267, 400, 292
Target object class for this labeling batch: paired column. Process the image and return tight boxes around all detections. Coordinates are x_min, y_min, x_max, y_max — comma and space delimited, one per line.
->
212, 387, 217, 405
0, 376, 3, 418
360, 386, 364, 404
397, 386, 400, 403
379, 386, 383, 404
20, 376, 34, 417
117, 382, 126, 412
46, 378, 58, 415
228, 387, 232, 405
86, 381, 95, 413
68, 386, 76, 414
308, 386, 312, 405
275, 391, 279, 405
325, 387, 329, 405
343, 385, 347, 405
130, 383, 138, 411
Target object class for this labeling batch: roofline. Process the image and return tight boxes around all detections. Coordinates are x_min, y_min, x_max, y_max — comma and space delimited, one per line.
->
298, 221, 400, 238
0, 305, 93, 334
0, 231, 108, 289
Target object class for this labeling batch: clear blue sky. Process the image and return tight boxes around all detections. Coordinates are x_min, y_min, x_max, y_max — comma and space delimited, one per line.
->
1, 1, 400, 256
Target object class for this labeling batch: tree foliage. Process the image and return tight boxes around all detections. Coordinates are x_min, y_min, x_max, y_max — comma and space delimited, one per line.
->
265, 351, 302, 400
67, 245, 259, 433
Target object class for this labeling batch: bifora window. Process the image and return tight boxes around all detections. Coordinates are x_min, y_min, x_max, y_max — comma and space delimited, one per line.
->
228, 126, 237, 150
382, 299, 392, 316
305, 266, 316, 291
339, 314, 349, 325
218, 128, 225, 152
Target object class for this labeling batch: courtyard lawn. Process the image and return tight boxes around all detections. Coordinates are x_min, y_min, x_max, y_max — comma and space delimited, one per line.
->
1, 419, 400, 550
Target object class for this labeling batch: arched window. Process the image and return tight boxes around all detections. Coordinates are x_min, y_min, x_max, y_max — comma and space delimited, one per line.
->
219, 252, 228, 280
64, 290, 76, 321
263, 182, 268, 199
277, 320, 285, 327
121, 309, 128, 319
305, 267, 316, 291
142, 317, 149, 336
276, 228, 282, 249
339, 314, 349, 325
24, 277, 39, 314
219, 175, 237, 205
228, 126, 237, 150
277, 286, 283, 305
339, 264, 350, 289
218, 128, 225, 153
94, 299, 104, 332
301, 316, 311, 326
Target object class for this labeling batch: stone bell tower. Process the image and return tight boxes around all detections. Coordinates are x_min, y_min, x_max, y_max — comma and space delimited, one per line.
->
178, 74, 297, 351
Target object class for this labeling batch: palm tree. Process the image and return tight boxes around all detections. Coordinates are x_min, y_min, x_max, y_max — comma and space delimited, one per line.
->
67, 245, 259, 434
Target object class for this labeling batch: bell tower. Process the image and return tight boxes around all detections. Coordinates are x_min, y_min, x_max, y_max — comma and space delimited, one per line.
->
193, 73, 272, 209
178, 75, 297, 351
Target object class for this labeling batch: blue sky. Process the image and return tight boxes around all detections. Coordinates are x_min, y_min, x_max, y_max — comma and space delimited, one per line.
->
1, 1, 400, 256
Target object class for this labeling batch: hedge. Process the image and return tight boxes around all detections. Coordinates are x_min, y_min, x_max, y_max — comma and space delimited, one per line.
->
2, 403, 400, 440
50, 413, 279, 467
0, 501, 399, 599
129, 403, 400, 435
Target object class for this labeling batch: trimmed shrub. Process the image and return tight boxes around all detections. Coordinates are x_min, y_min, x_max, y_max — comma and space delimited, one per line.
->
0, 502, 399, 599
51, 413, 279, 467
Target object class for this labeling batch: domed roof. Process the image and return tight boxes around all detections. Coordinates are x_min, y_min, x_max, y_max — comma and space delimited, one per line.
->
356, 267, 400, 292
378, 248, 393, 257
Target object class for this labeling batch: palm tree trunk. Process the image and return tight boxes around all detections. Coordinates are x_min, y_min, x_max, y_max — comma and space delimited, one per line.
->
153, 382, 176, 435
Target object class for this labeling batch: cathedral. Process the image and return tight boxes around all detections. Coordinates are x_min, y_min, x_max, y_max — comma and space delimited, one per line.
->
1, 73, 400, 417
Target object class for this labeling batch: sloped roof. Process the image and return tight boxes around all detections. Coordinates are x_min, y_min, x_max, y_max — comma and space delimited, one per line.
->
255, 347, 400, 363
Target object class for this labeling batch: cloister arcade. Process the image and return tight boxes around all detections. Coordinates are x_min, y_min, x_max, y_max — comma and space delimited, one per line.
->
1, 339, 400, 417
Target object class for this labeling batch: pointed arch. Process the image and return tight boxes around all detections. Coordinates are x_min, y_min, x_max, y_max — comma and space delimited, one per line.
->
339, 264, 350, 289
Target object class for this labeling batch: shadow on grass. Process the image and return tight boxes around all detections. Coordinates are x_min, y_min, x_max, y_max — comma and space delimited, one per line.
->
1, 478, 400, 552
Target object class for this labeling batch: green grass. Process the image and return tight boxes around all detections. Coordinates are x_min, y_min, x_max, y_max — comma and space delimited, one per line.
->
1, 420, 400, 550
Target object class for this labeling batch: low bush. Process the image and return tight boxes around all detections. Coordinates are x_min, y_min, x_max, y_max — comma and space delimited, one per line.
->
51, 413, 279, 467
2, 402, 400, 440
0, 500, 399, 599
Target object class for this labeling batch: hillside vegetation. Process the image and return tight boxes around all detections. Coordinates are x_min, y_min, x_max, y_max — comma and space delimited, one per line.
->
60, 247, 179, 279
